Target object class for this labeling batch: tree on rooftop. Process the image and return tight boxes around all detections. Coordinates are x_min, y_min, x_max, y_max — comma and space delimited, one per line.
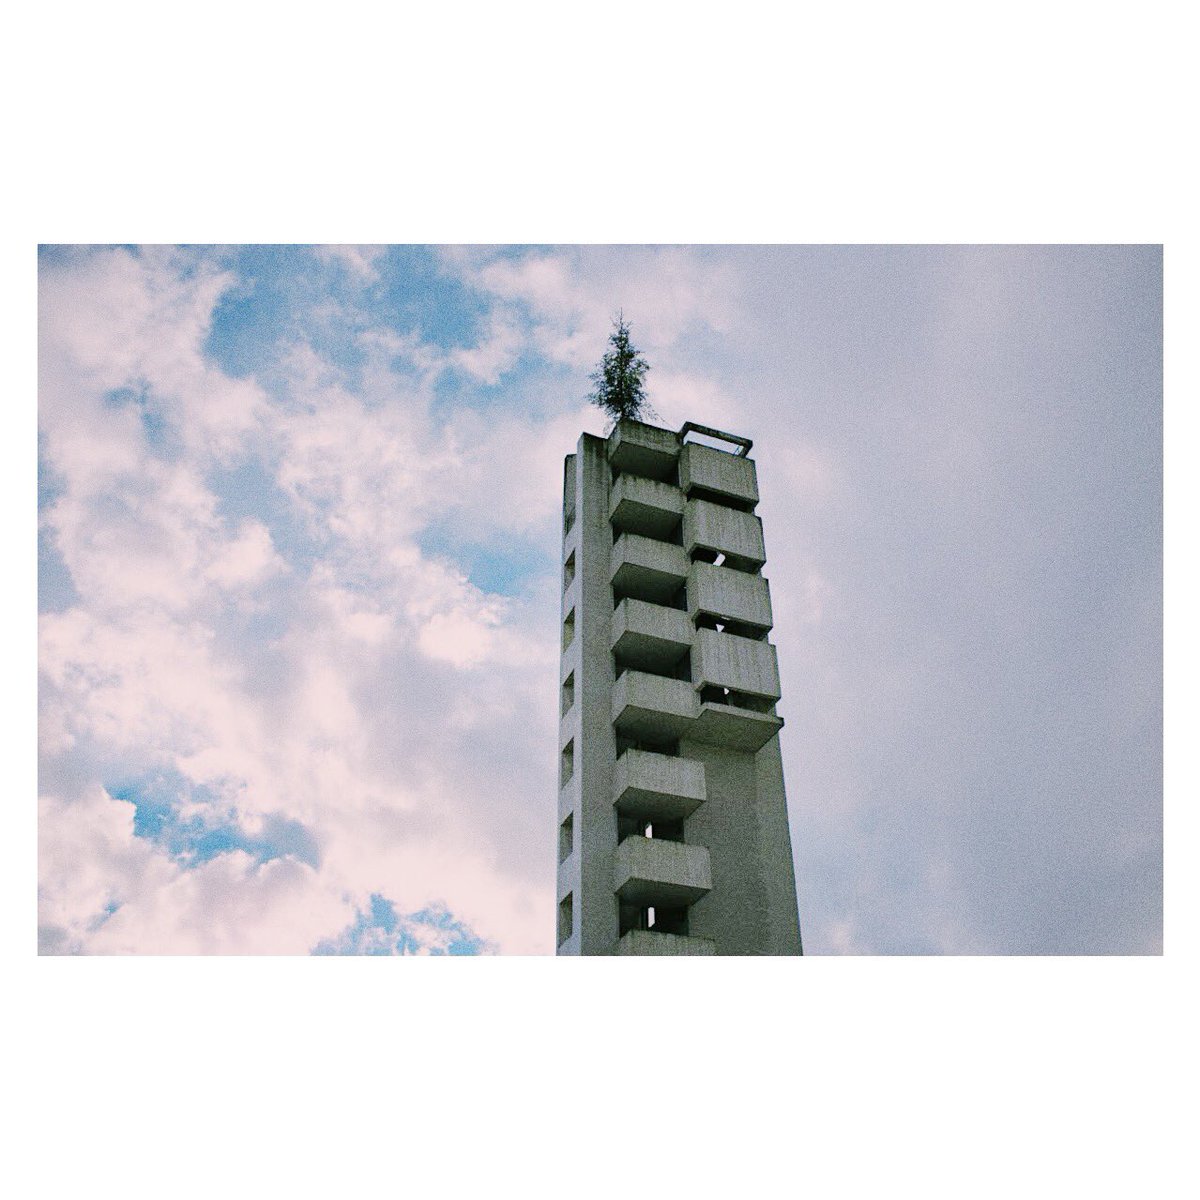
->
587, 313, 656, 426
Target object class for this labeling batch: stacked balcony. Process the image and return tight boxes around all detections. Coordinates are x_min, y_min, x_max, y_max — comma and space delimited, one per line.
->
683, 500, 766, 572
612, 598, 691, 675
610, 474, 684, 540
688, 560, 773, 635
679, 442, 759, 510
600, 420, 788, 953
613, 835, 712, 907
608, 420, 680, 482
612, 671, 696, 741
612, 533, 689, 604
613, 749, 706, 822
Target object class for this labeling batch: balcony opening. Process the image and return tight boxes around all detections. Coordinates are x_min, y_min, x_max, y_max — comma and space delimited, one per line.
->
652, 905, 689, 935
563, 551, 575, 592
616, 735, 679, 758
618, 816, 684, 844
559, 813, 573, 864
685, 483, 756, 513
561, 671, 575, 716
557, 893, 573, 947
560, 739, 574, 787
563, 506, 575, 538
695, 614, 769, 641
698, 685, 776, 714
562, 608, 575, 651
644, 818, 684, 843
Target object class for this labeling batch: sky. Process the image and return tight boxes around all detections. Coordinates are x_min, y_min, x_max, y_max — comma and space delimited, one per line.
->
36, 243, 1162, 955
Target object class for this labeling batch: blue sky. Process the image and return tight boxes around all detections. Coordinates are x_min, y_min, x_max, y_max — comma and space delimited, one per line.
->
37, 244, 1161, 954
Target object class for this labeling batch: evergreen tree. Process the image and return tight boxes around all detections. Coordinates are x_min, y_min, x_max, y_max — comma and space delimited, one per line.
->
588, 313, 656, 425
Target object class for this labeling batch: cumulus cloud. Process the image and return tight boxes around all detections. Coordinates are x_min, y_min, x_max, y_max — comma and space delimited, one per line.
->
38, 246, 564, 955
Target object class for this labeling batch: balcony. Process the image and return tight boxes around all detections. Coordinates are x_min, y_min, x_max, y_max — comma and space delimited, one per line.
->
615, 929, 716, 956
613, 835, 712, 907
688, 561, 773, 632
692, 627, 781, 701
683, 500, 766, 570
691, 701, 784, 752
613, 748, 706, 822
611, 598, 692, 674
611, 533, 689, 604
612, 671, 697, 742
609, 473, 684, 540
607, 419, 680, 482
679, 443, 759, 509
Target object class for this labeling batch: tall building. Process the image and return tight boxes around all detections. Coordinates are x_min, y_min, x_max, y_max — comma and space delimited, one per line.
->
556, 418, 802, 955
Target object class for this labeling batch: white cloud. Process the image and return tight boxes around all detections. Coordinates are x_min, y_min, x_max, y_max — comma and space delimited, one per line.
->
38, 247, 558, 955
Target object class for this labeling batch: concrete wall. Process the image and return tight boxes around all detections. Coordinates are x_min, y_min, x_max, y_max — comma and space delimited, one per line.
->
679, 442, 759, 507
689, 561, 774, 629
683, 500, 766, 565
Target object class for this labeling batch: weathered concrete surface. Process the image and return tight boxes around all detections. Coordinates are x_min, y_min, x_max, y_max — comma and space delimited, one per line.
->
683, 499, 766, 567
689, 561, 774, 630
680, 442, 759, 507
613, 834, 713, 906
611, 598, 692, 673
607, 419, 680, 481
612, 670, 697, 741
615, 929, 717, 955
692, 627, 782, 700
611, 532, 690, 603
610, 474, 684, 540
613, 748, 706, 822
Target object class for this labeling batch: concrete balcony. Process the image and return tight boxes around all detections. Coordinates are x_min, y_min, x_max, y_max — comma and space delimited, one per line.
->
691, 701, 784, 752
615, 929, 717, 956
611, 598, 692, 674
607, 419, 680, 482
688, 561, 773, 632
679, 443, 759, 509
613, 748, 706, 822
609, 474, 684, 540
612, 671, 697, 741
683, 500, 766, 570
613, 835, 712, 907
692, 627, 781, 701
611, 533, 690, 604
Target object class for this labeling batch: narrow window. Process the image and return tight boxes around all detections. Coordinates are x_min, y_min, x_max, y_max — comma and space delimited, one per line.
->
563, 550, 575, 592
561, 671, 575, 716
562, 609, 575, 652
560, 739, 574, 787
557, 893, 573, 947
558, 813, 574, 864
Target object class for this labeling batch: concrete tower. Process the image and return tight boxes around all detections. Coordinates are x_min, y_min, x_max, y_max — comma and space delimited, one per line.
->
555, 418, 802, 955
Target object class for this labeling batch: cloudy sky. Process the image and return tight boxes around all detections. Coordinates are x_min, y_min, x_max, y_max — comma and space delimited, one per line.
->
37, 243, 1161, 955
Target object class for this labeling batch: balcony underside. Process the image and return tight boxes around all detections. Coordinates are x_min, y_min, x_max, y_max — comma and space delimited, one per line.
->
687, 702, 784, 752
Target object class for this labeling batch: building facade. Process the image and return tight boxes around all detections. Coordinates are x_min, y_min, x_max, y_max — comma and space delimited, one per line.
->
556, 418, 802, 955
